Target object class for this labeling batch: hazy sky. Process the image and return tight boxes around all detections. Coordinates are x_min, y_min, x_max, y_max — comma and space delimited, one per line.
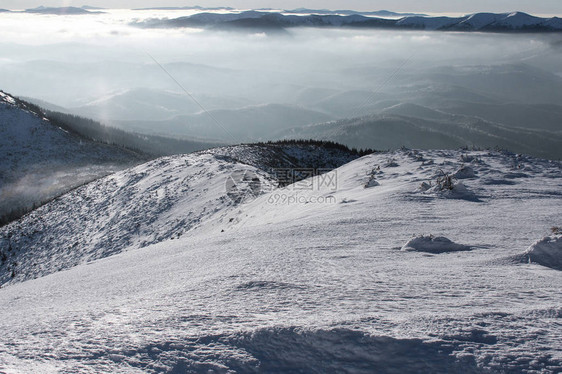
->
2, 0, 562, 15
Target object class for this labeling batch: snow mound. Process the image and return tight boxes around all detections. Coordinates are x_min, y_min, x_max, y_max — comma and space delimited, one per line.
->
453, 166, 476, 179
441, 182, 479, 201
401, 235, 471, 253
525, 234, 562, 270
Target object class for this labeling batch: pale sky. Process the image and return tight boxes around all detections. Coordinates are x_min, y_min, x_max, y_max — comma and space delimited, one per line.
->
2, 0, 562, 16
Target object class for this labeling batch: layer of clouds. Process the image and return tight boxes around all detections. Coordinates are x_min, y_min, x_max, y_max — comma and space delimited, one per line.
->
0, 10, 560, 110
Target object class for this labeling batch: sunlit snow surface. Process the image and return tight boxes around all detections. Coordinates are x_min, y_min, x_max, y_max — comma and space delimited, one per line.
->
0, 148, 561, 373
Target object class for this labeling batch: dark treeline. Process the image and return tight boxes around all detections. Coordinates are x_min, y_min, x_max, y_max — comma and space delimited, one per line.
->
259, 139, 376, 157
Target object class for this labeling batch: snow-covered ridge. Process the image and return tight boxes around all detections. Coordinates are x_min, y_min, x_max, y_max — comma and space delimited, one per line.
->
0, 153, 275, 284
0, 143, 360, 285
134, 11, 562, 32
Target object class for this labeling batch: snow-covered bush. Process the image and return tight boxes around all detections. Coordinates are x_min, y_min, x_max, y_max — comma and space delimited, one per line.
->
365, 176, 380, 188
365, 168, 381, 188
419, 170, 479, 201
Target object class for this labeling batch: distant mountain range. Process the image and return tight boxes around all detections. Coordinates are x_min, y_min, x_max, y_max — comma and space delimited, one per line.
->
133, 7, 425, 17
133, 11, 562, 33
23, 6, 103, 15
12, 7, 561, 32
134, 6, 236, 11
283, 8, 426, 17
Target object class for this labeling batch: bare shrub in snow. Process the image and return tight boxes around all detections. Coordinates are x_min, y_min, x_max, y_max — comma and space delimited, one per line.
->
419, 170, 479, 201
435, 170, 455, 191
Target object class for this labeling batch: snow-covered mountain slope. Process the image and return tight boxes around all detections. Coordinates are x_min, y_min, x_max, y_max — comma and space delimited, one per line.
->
134, 11, 562, 32
0, 91, 145, 225
0, 148, 560, 372
0, 153, 278, 286
0, 143, 360, 285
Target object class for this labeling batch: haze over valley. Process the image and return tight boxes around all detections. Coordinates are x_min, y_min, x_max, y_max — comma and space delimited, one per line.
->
1, 7, 562, 158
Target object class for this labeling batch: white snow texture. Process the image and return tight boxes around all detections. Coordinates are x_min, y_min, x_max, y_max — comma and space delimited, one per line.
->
0, 124, 561, 372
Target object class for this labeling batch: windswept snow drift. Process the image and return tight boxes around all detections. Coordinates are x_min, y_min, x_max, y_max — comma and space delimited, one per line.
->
401, 235, 471, 253
525, 234, 562, 270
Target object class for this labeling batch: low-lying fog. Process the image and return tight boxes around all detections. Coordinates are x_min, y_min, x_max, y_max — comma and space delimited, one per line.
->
1, 9, 561, 157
